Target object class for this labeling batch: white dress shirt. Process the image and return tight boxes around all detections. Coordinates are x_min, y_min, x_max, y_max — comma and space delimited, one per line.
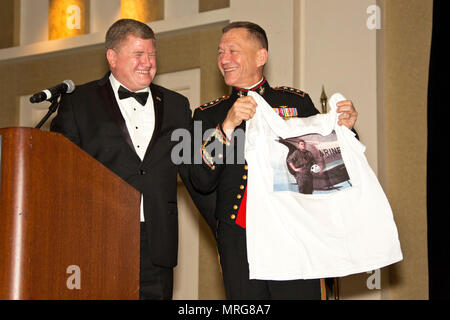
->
109, 74, 155, 222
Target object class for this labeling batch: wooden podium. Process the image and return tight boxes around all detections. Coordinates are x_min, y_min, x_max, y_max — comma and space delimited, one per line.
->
0, 128, 140, 299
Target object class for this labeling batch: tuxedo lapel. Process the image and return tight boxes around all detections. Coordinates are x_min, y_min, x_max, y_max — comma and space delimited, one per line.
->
96, 73, 137, 155
96, 74, 164, 163
142, 83, 164, 162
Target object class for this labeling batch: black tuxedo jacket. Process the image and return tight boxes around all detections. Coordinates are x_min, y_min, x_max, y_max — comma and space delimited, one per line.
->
50, 72, 212, 268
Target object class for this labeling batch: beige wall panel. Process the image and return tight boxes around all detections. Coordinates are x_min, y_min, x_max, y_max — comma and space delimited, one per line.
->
383, 0, 432, 300
230, 0, 295, 88
156, 26, 228, 105
0, 46, 109, 127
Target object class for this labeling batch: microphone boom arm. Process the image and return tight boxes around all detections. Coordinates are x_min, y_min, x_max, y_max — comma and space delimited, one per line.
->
35, 96, 60, 129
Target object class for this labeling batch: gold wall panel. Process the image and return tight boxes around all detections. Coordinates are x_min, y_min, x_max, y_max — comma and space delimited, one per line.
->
199, 0, 230, 12
121, 0, 164, 23
48, 0, 90, 40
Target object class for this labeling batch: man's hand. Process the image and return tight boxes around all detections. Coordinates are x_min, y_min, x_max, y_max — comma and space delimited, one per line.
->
336, 100, 358, 129
222, 96, 257, 138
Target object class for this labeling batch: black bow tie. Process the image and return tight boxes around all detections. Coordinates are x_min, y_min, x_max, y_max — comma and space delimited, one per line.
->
118, 86, 149, 106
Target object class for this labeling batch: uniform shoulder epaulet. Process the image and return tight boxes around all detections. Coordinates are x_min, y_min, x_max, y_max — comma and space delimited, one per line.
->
198, 95, 230, 111
273, 86, 306, 98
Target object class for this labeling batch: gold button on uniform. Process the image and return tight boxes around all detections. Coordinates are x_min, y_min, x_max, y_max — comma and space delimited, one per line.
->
230, 214, 236, 220
233, 205, 238, 210
237, 194, 242, 199
240, 185, 244, 190
244, 165, 248, 170
242, 175, 247, 180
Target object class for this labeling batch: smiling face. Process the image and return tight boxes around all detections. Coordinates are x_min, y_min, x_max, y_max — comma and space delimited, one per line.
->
107, 34, 157, 92
217, 28, 268, 88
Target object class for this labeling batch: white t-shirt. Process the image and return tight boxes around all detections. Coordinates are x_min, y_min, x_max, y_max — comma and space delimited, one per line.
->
245, 91, 403, 280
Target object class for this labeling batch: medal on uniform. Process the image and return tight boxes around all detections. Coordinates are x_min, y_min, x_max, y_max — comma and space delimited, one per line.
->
273, 106, 298, 119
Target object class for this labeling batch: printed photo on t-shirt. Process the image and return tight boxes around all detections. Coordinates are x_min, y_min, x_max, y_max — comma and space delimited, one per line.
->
271, 130, 352, 194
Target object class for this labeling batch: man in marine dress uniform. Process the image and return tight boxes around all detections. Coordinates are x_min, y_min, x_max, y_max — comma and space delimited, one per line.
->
190, 21, 358, 299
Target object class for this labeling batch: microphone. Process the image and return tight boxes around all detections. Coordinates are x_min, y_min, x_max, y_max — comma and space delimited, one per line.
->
30, 80, 75, 103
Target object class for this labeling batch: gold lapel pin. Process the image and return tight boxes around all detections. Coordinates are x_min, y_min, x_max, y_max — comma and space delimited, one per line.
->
258, 87, 265, 95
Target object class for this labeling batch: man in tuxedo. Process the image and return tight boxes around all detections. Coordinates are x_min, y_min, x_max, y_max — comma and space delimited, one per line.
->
51, 19, 206, 300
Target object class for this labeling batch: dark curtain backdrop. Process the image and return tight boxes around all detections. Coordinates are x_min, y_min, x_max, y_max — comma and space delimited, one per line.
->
427, 0, 450, 300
